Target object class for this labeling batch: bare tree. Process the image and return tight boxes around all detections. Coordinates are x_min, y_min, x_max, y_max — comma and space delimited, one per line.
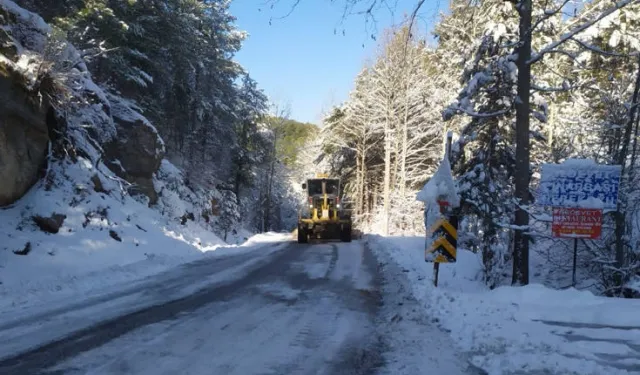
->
263, 100, 292, 232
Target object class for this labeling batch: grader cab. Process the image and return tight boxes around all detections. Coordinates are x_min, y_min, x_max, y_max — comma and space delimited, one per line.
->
297, 174, 352, 243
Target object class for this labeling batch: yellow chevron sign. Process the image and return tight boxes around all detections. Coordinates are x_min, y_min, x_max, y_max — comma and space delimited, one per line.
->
426, 217, 457, 263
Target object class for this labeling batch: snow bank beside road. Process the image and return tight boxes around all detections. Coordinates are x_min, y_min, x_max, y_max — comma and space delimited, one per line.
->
369, 235, 640, 375
0, 155, 288, 313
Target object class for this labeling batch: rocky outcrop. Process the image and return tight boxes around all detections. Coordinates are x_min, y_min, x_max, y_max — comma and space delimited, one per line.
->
104, 95, 166, 205
0, 0, 164, 207
0, 64, 50, 206
0, 1, 60, 206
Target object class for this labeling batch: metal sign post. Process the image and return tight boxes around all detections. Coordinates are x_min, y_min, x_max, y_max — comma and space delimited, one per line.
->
433, 201, 446, 287
572, 238, 578, 287
431, 200, 458, 286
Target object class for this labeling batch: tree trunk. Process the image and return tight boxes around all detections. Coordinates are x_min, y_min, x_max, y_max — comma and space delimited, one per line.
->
355, 145, 363, 217
400, 90, 409, 199
383, 104, 393, 235
259, 173, 266, 233
265, 133, 277, 232
360, 149, 367, 215
513, 0, 532, 286
391, 128, 400, 191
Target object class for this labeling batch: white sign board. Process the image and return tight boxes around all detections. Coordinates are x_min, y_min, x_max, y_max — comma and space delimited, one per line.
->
536, 160, 621, 209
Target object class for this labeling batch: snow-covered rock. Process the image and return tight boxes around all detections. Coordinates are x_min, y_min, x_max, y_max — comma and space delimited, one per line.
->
104, 94, 166, 204
0, 0, 168, 206
0, 65, 49, 206
0, 0, 120, 207
0, 1, 52, 206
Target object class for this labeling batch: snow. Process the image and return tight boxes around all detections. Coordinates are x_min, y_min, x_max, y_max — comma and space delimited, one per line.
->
560, 158, 598, 167
368, 234, 640, 375
238, 231, 293, 246
416, 155, 460, 207
0, 0, 50, 34
577, 197, 606, 209
0, 0, 49, 84
0, 236, 292, 360
255, 281, 302, 302
225, 227, 255, 245
537, 159, 622, 209
0, 139, 289, 318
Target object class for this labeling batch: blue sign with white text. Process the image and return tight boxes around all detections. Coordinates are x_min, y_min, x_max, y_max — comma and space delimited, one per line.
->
536, 162, 622, 209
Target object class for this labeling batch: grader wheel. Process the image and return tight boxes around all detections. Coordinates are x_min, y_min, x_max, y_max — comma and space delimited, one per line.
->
340, 224, 352, 243
297, 227, 308, 244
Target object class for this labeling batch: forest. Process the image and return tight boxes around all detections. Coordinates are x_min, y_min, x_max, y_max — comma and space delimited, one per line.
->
12, 0, 316, 235
310, 0, 640, 295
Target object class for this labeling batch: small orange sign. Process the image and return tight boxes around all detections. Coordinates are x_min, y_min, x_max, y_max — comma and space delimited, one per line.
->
552, 207, 602, 239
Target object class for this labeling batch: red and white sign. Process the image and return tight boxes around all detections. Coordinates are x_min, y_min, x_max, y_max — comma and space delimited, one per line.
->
552, 207, 602, 239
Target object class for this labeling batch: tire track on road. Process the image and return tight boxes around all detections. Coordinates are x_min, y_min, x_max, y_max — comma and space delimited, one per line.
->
0, 243, 301, 374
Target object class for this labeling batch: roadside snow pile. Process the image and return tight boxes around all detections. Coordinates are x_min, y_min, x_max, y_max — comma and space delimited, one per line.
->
226, 228, 254, 245
239, 232, 293, 246
369, 235, 640, 375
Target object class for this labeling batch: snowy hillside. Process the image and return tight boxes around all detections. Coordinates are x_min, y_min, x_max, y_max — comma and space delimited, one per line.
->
0, 0, 280, 314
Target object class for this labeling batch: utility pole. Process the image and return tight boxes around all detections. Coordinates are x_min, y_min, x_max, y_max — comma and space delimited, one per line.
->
513, 0, 532, 286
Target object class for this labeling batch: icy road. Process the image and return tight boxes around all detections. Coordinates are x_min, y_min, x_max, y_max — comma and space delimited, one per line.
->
0, 239, 475, 375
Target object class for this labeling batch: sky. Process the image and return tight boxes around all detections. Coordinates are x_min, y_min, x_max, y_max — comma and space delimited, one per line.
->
229, 0, 448, 125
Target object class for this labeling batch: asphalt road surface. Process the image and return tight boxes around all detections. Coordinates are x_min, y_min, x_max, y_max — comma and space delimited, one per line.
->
0, 239, 479, 375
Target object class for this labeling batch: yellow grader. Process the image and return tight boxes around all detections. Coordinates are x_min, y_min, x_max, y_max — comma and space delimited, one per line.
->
297, 174, 352, 243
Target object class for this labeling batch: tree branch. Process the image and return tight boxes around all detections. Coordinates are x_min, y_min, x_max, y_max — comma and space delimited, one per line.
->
451, 105, 511, 119
531, 82, 577, 92
530, 0, 572, 33
528, 0, 638, 65
569, 36, 640, 58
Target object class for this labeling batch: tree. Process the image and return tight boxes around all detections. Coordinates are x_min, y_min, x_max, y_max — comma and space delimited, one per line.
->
317, 23, 442, 234
440, 0, 524, 286
232, 73, 269, 203
299, 0, 639, 290
219, 189, 241, 242
261, 102, 291, 232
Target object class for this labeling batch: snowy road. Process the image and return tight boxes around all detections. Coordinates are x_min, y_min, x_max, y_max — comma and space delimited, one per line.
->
0, 239, 479, 375
0, 240, 384, 374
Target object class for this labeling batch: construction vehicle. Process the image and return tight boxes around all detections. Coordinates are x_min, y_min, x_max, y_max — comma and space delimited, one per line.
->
297, 174, 352, 243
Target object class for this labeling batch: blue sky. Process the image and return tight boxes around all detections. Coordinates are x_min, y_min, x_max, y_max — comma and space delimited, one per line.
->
229, 0, 447, 124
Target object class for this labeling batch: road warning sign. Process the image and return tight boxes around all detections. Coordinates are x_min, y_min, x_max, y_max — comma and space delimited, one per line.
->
552, 207, 602, 239
426, 216, 458, 263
